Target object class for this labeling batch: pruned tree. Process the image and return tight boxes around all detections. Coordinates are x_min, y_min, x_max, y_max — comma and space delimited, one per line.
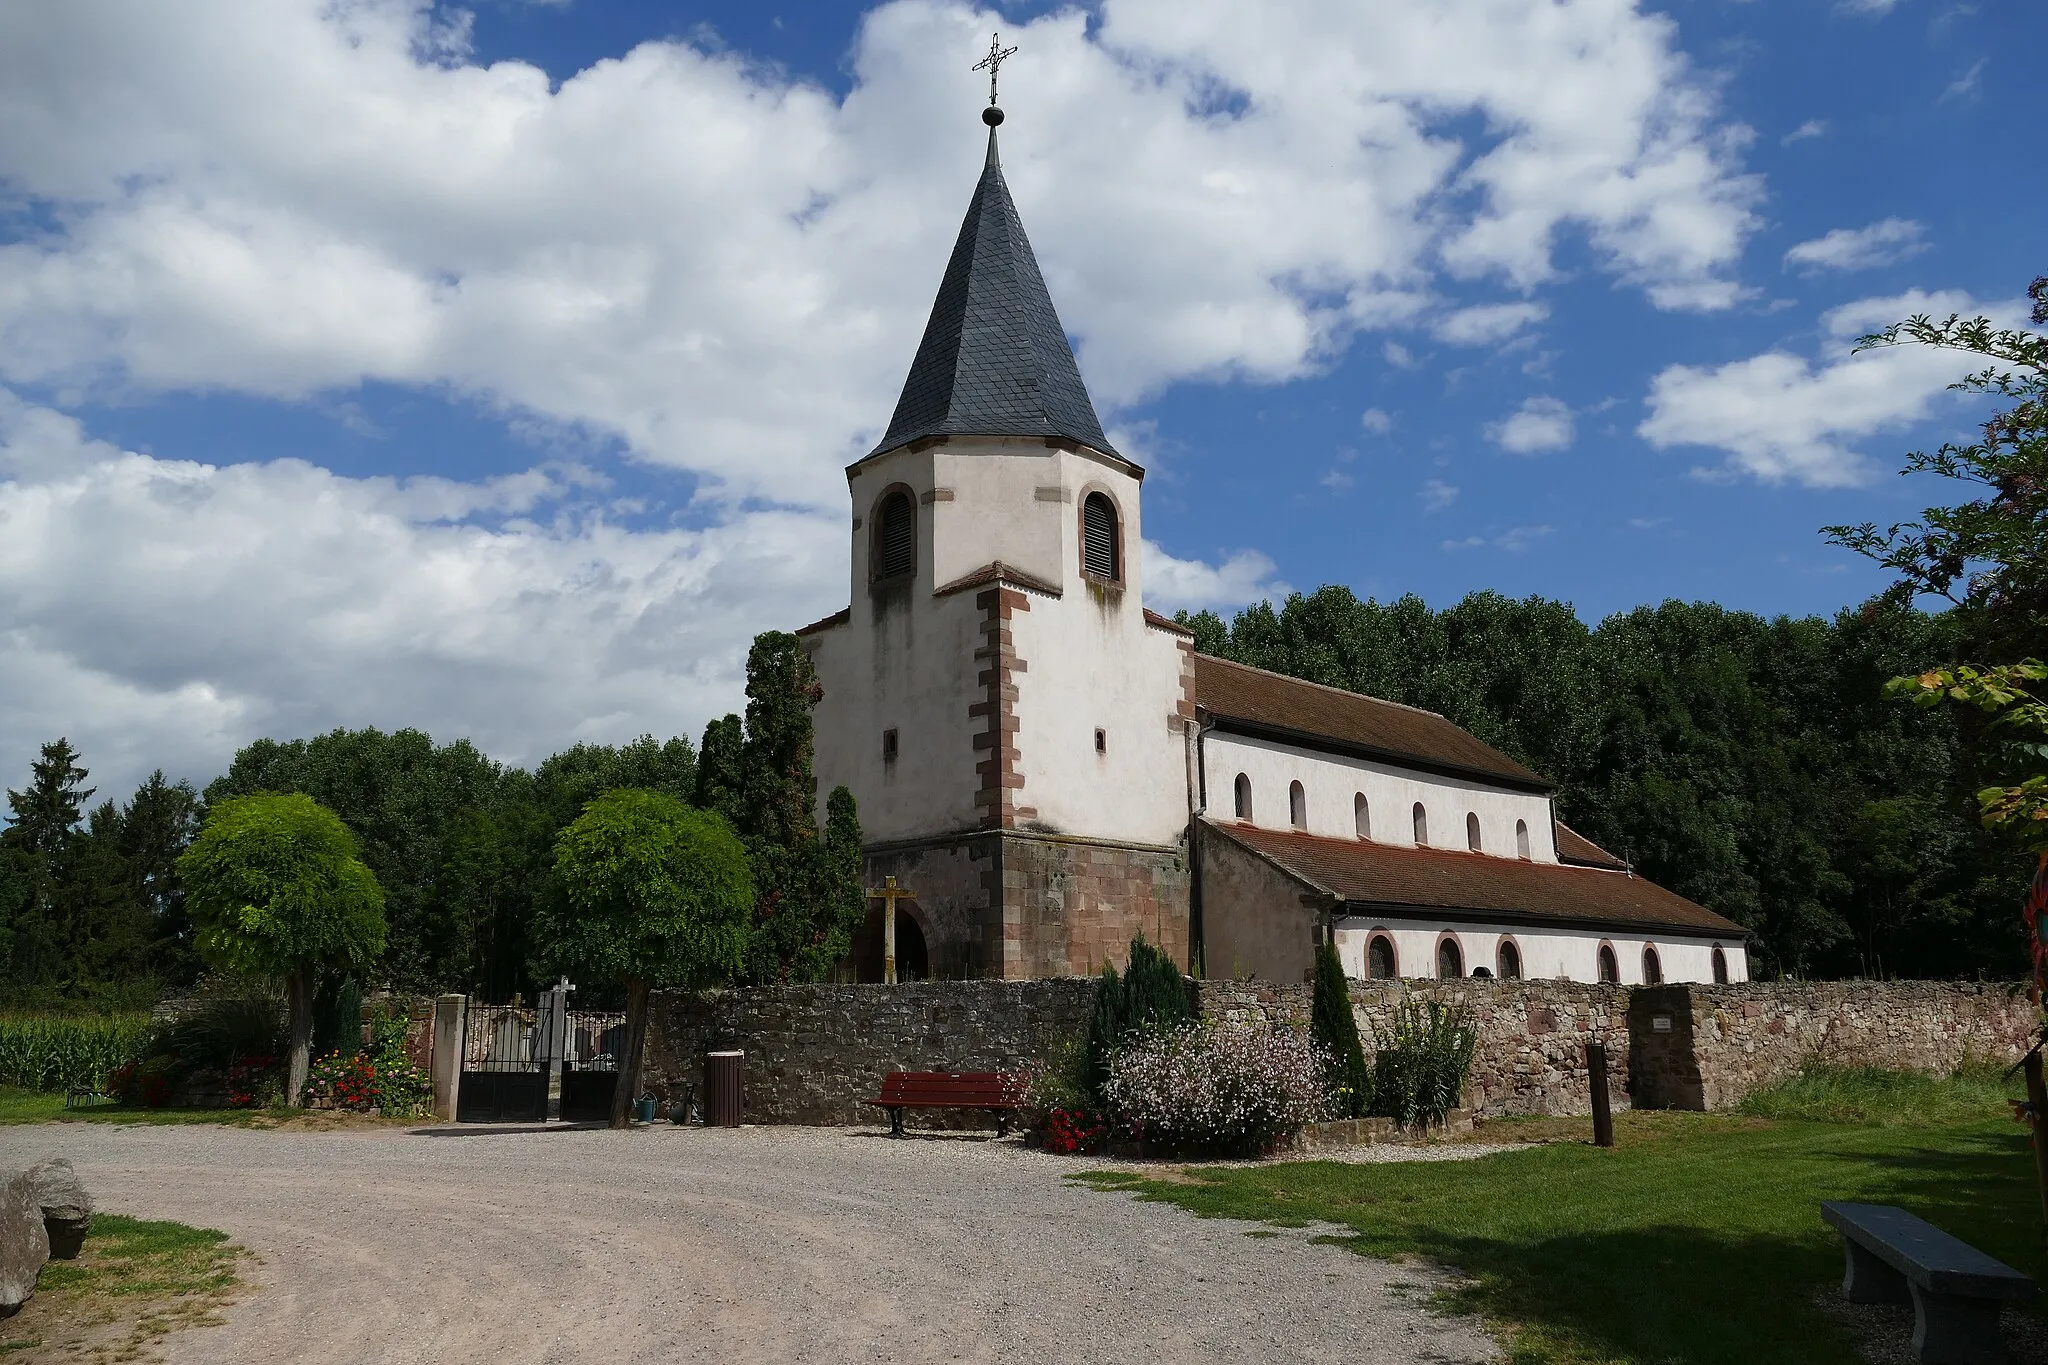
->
176, 793, 388, 1104
540, 788, 753, 1128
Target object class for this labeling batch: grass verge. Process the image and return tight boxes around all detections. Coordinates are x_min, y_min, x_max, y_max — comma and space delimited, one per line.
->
0, 1088, 270, 1128
0, 1215, 245, 1363
1074, 1071, 2040, 1365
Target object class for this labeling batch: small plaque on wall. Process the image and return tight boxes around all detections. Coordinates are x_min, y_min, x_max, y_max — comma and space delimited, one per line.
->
1652, 1015, 1673, 1032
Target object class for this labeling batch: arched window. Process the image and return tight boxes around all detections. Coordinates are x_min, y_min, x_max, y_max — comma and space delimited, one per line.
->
1081, 492, 1121, 582
1233, 773, 1252, 821
1289, 781, 1306, 830
1354, 794, 1370, 839
1466, 812, 1482, 852
1412, 803, 1428, 846
1642, 945, 1662, 985
1515, 819, 1530, 860
1437, 936, 1463, 980
1368, 934, 1397, 980
1712, 946, 1729, 985
1497, 939, 1522, 980
1597, 943, 1619, 984
873, 491, 915, 581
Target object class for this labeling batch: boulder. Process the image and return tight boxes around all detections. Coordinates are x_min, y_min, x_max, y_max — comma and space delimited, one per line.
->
26, 1159, 92, 1260
0, 1169, 51, 1318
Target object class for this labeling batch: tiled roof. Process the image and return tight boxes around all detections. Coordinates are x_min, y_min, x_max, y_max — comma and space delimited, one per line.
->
1206, 820, 1744, 937
794, 607, 850, 637
1192, 654, 1551, 791
932, 560, 1063, 598
1144, 608, 1194, 636
865, 131, 1117, 463
1555, 821, 1627, 870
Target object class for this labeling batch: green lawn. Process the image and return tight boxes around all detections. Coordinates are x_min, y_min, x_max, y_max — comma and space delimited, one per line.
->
1075, 1075, 2044, 1365
0, 1086, 273, 1127
0, 1215, 244, 1359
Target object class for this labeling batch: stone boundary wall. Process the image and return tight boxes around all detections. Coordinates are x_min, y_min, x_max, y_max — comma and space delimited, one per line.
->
643, 980, 1096, 1126
642, 978, 2033, 1125
1198, 978, 1633, 1117
1629, 981, 2033, 1112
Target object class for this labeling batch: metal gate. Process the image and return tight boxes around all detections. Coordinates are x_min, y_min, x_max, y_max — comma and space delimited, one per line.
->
456, 1003, 547, 1123
557, 1010, 628, 1122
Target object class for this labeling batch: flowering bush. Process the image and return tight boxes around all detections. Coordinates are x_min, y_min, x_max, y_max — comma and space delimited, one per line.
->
301, 1013, 432, 1117
1103, 1022, 1327, 1156
224, 1053, 280, 1108
1041, 1107, 1110, 1154
110, 1054, 179, 1108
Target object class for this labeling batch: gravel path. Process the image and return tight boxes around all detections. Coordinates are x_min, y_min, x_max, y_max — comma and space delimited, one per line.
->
0, 1122, 1505, 1365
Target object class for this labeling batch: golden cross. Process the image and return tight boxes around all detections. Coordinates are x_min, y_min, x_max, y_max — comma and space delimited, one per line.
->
866, 875, 916, 984
972, 32, 1018, 107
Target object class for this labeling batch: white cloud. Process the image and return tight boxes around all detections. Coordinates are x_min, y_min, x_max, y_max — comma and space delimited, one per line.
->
1941, 58, 1985, 103
1440, 524, 1551, 552
1432, 302, 1548, 346
1359, 407, 1394, 435
1836, 0, 1904, 14
1418, 478, 1459, 511
1782, 119, 1829, 144
0, 0, 1762, 490
0, 0, 1766, 783
0, 391, 844, 795
1637, 289, 2020, 487
1141, 541, 1290, 612
1486, 396, 1575, 454
1783, 218, 1928, 273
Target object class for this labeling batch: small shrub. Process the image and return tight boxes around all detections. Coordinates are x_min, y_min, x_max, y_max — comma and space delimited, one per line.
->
1083, 934, 1192, 1105
1310, 942, 1371, 1118
302, 1008, 431, 1116
1104, 1021, 1327, 1156
1369, 1000, 1477, 1129
1042, 1108, 1110, 1154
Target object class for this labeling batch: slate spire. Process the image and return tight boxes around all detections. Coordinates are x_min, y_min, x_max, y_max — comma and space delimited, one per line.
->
867, 123, 1117, 460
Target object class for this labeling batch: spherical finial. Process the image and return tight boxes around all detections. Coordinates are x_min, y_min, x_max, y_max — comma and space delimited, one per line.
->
982, 105, 1004, 127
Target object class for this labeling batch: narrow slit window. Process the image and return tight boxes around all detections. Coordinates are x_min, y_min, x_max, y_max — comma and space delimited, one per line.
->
1081, 492, 1120, 581
882, 729, 898, 764
1233, 773, 1252, 821
1289, 781, 1306, 830
874, 492, 914, 580
1412, 802, 1428, 846
1354, 793, 1370, 839
1094, 727, 1107, 754
1466, 812, 1482, 852
1516, 819, 1530, 860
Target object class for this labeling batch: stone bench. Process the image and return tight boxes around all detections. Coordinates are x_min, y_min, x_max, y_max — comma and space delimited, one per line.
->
1821, 1200, 2035, 1364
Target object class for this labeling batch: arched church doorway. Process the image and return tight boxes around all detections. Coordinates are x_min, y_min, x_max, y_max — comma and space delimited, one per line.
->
851, 901, 931, 982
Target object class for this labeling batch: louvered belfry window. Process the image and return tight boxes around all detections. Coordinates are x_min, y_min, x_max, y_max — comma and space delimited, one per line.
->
1082, 492, 1119, 581
875, 493, 914, 580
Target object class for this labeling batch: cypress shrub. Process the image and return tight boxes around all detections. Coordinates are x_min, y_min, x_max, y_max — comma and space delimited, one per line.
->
1083, 934, 1192, 1107
312, 975, 364, 1058
1310, 941, 1371, 1118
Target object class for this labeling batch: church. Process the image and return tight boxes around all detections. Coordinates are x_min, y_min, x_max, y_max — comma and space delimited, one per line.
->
797, 97, 1747, 988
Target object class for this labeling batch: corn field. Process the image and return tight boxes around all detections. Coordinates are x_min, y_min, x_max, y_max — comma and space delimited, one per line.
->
0, 1014, 153, 1092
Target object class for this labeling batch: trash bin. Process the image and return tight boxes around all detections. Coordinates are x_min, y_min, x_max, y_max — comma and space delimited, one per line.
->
635, 1094, 658, 1124
705, 1051, 743, 1127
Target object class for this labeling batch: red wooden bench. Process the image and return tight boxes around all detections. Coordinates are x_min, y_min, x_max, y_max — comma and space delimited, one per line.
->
866, 1071, 1026, 1138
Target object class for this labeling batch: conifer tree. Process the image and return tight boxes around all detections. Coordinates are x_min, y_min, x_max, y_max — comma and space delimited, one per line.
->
695, 632, 866, 983
1311, 939, 1372, 1118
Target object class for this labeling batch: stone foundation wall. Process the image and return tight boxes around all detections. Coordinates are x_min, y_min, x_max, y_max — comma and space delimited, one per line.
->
641, 977, 2033, 1126
1000, 834, 1191, 979
643, 979, 1097, 1126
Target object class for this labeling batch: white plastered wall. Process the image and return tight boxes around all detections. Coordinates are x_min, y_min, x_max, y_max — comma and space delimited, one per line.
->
809, 439, 1186, 848
1203, 731, 1557, 862
1332, 916, 1750, 985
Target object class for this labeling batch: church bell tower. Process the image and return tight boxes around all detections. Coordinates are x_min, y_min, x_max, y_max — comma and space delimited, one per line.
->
796, 61, 1196, 981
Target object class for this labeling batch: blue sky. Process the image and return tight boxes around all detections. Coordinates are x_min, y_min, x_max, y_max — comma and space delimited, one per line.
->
0, 0, 2039, 795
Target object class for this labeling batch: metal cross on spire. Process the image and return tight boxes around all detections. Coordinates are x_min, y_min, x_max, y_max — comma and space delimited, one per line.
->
972, 32, 1018, 108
